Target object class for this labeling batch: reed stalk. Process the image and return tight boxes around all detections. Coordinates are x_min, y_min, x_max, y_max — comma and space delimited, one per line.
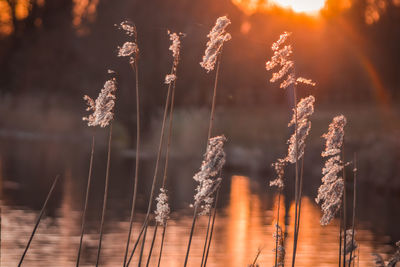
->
342, 142, 347, 267
122, 50, 141, 267
184, 205, 198, 267
274, 191, 282, 267
126, 221, 147, 267
184, 52, 222, 267
145, 224, 158, 267
348, 153, 357, 267
151, 75, 178, 265
295, 157, 305, 239
251, 247, 262, 267
339, 207, 343, 267
157, 225, 167, 267
202, 186, 220, 267
95, 124, 113, 267
18, 175, 60, 267
291, 81, 300, 267
200, 209, 213, 267
76, 135, 95, 267
136, 66, 175, 267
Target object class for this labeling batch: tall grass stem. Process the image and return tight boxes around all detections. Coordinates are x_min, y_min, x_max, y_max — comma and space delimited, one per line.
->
76, 135, 95, 267
95, 124, 113, 267
122, 57, 141, 267
349, 153, 357, 267
18, 174, 60, 267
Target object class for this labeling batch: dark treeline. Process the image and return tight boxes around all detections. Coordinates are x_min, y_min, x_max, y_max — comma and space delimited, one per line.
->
0, 0, 399, 127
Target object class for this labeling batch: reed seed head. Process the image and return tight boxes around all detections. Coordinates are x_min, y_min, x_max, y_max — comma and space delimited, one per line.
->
193, 135, 227, 215
200, 16, 231, 73
266, 32, 315, 89
117, 20, 136, 36
164, 31, 183, 84
83, 77, 117, 128
155, 188, 170, 226
316, 115, 347, 225
270, 159, 286, 189
322, 115, 347, 157
285, 95, 315, 163
116, 20, 138, 64
165, 74, 176, 84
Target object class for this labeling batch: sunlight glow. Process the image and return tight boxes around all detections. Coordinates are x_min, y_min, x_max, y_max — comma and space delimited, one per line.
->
270, 0, 326, 14
231, 0, 328, 15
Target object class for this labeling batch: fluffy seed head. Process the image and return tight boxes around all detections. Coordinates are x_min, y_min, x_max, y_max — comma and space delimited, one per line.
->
83, 77, 117, 127
200, 16, 232, 73
285, 95, 315, 163
316, 115, 347, 225
118, 20, 136, 36
165, 74, 176, 84
193, 135, 227, 215
155, 188, 170, 226
266, 32, 315, 89
322, 115, 347, 157
270, 159, 286, 189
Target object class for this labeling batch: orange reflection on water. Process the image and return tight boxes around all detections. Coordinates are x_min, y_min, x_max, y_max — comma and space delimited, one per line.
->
0, 174, 392, 266
226, 175, 268, 266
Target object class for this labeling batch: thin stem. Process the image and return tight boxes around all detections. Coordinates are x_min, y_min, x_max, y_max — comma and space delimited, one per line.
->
275, 191, 282, 267
251, 248, 262, 266
161, 78, 176, 188
126, 221, 147, 267
207, 49, 222, 141
95, 124, 113, 267
145, 224, 158, 267
294, 157, 305, 239
123, 57, 141, 267
146, 69, 177, 267
203, 187, 220, 267
349, 153, 357, 267
186, 51, 223, 267
137, 66, 175, 267
183, 205, 198, 267
291, 81, 300, 267
18, 175, 60, 267
157, 225, 167, 267
342, 143, 347, 267
200, 210, 213, 267
339, 206, 343, 267
76, 135, 95, 267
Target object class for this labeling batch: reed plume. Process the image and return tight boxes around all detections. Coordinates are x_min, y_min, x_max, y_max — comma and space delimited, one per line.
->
265, 32, 314, 89
316, 115, 347, 226
117, 21, 139, 64
184, 135, 227, 266
200, 16, 231, 73
266, 32, 315, 267
185, 17, 231, 267
83, 78, 117, 128
154, 188, 170, 226
285, 95, 315, 163
193, 135, 226, 215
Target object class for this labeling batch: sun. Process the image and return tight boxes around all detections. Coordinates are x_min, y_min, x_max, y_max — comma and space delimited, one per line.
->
269, 0, 326, 14
231, 0, 328, 15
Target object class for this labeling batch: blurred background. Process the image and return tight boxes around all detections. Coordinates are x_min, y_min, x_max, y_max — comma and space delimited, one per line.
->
1, 0, 400, 266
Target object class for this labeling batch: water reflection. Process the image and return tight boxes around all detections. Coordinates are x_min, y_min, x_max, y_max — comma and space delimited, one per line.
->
0, 175, 395, 266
